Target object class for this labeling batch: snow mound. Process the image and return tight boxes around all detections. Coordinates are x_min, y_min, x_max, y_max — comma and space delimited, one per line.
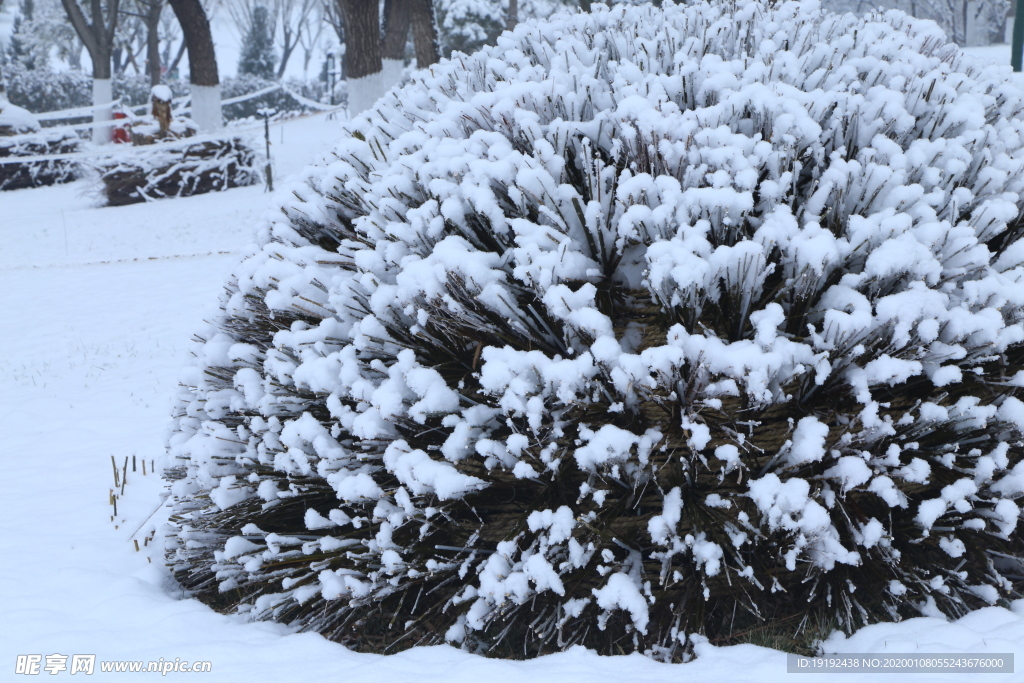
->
0, 101, 41, 135
165, 0, 1024, 660
151, 84, 174, 102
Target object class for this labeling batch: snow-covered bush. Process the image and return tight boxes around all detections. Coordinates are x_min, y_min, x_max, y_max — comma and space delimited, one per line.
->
97, 137, 260, 205
165, 0, 1024, 659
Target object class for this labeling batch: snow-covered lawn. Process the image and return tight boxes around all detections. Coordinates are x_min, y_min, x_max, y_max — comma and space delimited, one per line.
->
2, 110, 1024, 681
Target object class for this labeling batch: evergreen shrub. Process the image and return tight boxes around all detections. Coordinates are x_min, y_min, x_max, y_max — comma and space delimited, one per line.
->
165, 0, 1024, 660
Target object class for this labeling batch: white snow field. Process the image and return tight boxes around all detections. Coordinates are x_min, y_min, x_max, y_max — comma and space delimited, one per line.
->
2, 106, 1024, 681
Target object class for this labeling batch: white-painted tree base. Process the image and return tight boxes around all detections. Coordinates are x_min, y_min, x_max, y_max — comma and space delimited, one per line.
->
92, 78, 113, 145
346, 71, 390, 118
381, 59, 406, 94
192, 84, 223, 133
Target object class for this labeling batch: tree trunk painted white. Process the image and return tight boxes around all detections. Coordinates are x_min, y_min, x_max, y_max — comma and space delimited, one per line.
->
92, 78, 114, 144
192, 83, 223, 132
381, 58, 405, 92
347, 71, 389, 117
963, 0, 991, 46
340, 0, 384, 117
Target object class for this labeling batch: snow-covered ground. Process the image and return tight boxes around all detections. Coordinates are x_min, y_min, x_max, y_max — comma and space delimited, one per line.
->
2, 109, 1024, 681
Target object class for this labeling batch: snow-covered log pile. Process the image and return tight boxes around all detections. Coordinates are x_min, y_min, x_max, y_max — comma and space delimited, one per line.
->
0, 133, 82, 191
164, 0, 1024, 660
0, 101, 81, 191
98, 137, 260, 206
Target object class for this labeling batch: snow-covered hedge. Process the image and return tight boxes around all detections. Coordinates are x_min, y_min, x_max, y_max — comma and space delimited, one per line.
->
3, 66, 186, 120
3, 65, 326, 124
97, 137, 260, 205
220, 75, 330, 121
165, 0, 1024, 659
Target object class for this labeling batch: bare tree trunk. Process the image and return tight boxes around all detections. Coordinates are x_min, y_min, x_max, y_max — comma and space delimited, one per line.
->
382, 0, 411, 61
340, 0, 384, 115
169, 0, 217, 85
962, 0, 969, 44
167, 37, 187, 75
298, 6, 324, 79
168, 0, 221, 130
61, 0, 120, 142
278, 25, 299, 79
144, 0, 164, 86
276, 0, 316, 80
507, 0, 517, 31
339, 0, 381, 79
409, 0, 439, 68
324, 0, 345, 46
381, 0, 410, 88
69, 43, 83, 69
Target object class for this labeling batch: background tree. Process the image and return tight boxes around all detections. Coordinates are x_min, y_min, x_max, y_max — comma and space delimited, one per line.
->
296, 0, 325, 78
381, 0, 411, 85
409, 0, 439, 67
379, 0, 439, 80
337, 0, 439, 114
228, 0, 317, 80
273, 0, 315, 78
168, 0, 221, 130
238, 4, 275, 78
433, 0, 569, 58
7, 0, 42, 69
17, 0, 86, 69
819, 0, 1008, 46
141, 0, 165, 85
60, 0, 121, 142
321, 0, 344, 46
159, 4, 185, 77
111, 7, 138, 74
434, 0, 503, 56
115, 0, 166, 84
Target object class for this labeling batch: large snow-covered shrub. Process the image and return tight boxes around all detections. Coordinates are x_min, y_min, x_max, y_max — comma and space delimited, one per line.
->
165, 0, 1024, 659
